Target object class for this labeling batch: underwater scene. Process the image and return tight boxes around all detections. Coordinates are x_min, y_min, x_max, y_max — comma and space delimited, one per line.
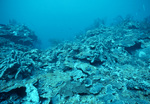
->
0, 0, 150, 104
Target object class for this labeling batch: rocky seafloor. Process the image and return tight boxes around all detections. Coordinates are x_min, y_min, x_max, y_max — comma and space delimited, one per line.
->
0, 19, 150, 104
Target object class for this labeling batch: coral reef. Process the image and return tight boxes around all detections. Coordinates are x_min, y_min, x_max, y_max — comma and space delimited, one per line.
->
0, 19, 150, 104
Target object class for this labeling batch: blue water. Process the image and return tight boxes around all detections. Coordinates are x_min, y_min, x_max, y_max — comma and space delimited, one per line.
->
0, 0, 150, 49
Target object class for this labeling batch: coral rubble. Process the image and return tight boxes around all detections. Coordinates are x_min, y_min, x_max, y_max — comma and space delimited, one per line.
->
0, 20, 150, 104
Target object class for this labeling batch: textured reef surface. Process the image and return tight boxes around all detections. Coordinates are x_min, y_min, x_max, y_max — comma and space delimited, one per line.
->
0, 19, 150, 104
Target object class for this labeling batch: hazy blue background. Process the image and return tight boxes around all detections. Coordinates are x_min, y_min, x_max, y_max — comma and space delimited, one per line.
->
0, 0, 150, 49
